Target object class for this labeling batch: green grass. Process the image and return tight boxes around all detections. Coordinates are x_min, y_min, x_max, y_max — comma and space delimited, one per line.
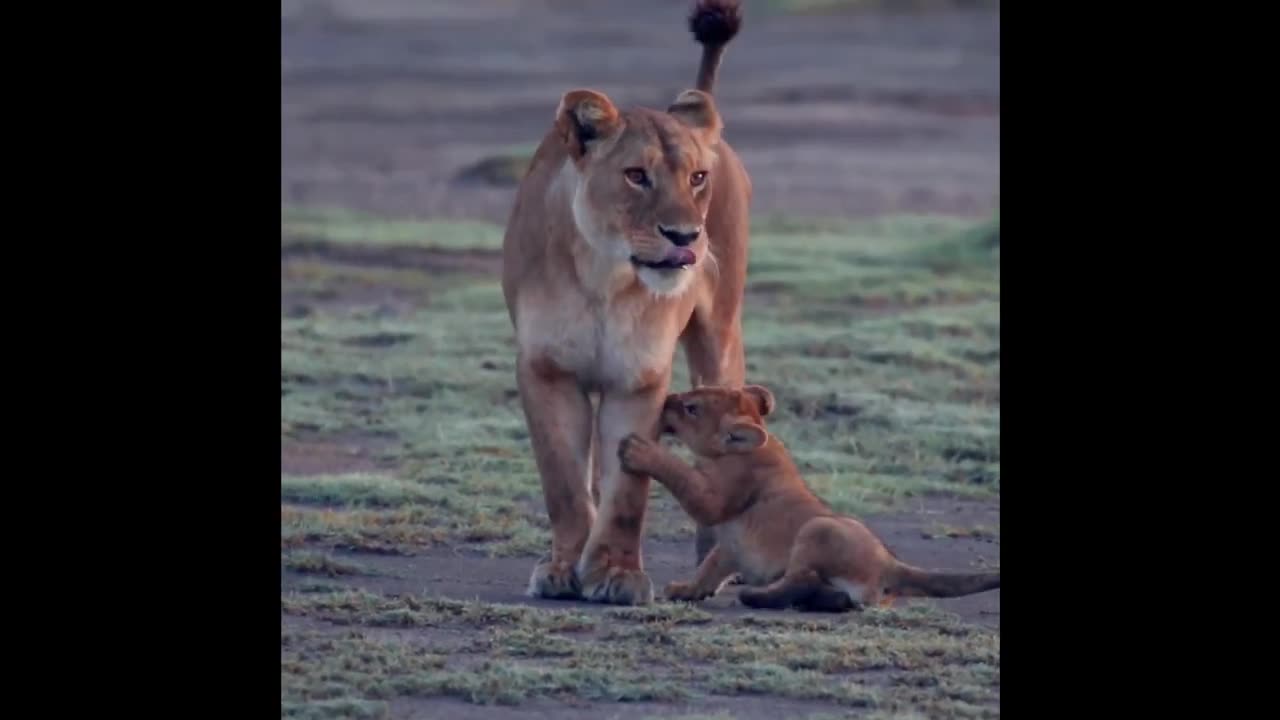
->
604, 603, 715, 625
282, 551, 373, 577
282, 590, 598, 632
282, 206, 504, 251
281, 696, 388, 720
280, 469, 546, 556
282, 589, 998, 715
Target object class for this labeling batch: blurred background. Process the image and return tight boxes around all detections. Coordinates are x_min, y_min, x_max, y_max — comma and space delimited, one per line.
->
281, 0, 999, 223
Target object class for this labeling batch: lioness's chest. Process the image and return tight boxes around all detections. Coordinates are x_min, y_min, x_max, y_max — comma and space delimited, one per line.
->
517, 292, 686, 391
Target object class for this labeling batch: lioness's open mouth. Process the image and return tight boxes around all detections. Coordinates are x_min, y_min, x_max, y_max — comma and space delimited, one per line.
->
632, 247, 696, 271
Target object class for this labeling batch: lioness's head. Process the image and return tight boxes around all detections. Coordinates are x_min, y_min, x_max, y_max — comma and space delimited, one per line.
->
660, 384, 776, 457
554, 87, 724, 296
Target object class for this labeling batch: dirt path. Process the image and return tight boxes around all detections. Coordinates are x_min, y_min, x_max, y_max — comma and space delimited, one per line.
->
281, 0, 999, 222
281, 496, 999, 629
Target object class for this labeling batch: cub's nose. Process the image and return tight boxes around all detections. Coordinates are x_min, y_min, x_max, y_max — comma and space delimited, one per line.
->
658, 224, 701, 247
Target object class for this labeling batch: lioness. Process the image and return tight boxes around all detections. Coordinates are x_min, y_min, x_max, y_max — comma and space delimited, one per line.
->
617, 385, 1001, 611
502, 0, 750, 605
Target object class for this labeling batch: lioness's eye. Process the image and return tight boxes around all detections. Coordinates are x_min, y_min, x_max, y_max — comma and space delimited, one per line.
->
683, 403, 699, 417
690, 171, 708, 187
624, 168, 649, 186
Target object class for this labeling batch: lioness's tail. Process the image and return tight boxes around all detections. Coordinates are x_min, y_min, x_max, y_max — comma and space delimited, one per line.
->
688, 0, 743, 94
886, 561, 1000, 599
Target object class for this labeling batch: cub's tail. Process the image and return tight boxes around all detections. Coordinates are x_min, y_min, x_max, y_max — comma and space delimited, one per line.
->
886, 561, 1000, 599
688, 0, 743, 94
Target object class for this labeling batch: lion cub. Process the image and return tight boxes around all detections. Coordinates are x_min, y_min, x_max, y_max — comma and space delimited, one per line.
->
617, 385, 1000, 611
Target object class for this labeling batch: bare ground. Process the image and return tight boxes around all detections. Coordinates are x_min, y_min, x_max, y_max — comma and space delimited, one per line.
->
281, 500, 998, 628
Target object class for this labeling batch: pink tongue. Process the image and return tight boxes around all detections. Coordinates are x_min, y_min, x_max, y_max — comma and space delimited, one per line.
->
664, 247, 696, 266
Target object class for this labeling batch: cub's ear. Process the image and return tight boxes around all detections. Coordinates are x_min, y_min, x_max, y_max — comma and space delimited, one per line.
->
667, 89, 723, 145
722, 421, 767, 453
742, 384, 775, 418
556, 89, 623, 163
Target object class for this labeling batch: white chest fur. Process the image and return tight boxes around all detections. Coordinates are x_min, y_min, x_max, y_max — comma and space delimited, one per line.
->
517, 286, 684, 392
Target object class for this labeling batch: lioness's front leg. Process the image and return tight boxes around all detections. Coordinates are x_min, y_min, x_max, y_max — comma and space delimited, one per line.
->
517, 360, 595, 600
576, 386, 668, 605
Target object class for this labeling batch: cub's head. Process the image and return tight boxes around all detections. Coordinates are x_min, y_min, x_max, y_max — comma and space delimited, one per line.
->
554, 88, 723, 296
659, 384, 776, 457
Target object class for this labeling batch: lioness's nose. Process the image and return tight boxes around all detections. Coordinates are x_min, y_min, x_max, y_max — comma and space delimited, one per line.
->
658, 225, 701, 246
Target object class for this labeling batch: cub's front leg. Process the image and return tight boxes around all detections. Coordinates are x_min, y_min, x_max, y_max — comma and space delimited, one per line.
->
681, 302, 746, 567
617, 434, 731, 528
618, 435, 739, 602
664, 545, 737, 602
575, 387, 668, 605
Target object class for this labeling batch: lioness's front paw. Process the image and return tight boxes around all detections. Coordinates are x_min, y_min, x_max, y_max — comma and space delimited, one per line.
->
618, 433, 659, 475
578, 562, 655, 606
527, 554, 582, 600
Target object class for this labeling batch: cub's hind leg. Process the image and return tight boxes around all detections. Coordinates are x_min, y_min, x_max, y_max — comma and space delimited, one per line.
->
738, 569, 824, 610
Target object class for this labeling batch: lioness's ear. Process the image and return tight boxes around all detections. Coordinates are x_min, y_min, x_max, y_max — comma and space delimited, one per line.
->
668, 89, 723, 144
742, 385, 775, 418
556, 89, 623, 163
722, 421, 767, 453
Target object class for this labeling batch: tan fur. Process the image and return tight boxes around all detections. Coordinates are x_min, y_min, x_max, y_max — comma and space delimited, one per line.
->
503, 0, 750, 605
618, 386, 1000, 612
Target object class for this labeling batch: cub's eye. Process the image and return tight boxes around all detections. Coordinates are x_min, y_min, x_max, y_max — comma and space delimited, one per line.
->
624, 168, 649, 186
690, 171, 708, 187
683, 403, 699, 417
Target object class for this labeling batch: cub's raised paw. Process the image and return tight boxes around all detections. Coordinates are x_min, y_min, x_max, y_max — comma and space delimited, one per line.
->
618, 433, 660, 475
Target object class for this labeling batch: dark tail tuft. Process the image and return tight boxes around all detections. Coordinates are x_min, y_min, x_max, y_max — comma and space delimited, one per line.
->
688, 0, 743, 94
689, 0, 742, 47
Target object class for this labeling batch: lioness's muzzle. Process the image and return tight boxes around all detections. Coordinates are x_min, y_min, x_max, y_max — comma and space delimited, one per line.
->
632, 246, 696, 270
